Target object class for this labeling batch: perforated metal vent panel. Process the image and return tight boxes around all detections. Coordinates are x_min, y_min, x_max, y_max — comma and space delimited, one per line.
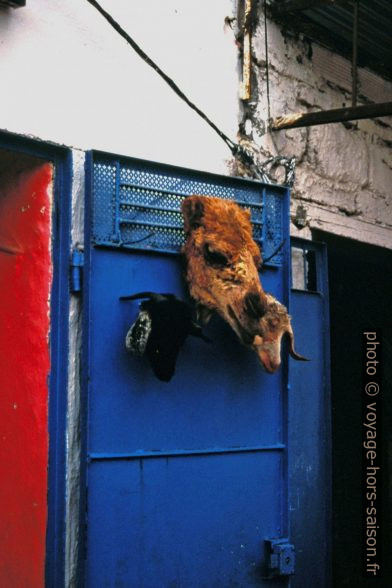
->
90, 153, 288, 266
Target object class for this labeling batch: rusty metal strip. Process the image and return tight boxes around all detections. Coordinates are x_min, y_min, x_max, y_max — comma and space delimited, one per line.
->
240, 0, 252, 100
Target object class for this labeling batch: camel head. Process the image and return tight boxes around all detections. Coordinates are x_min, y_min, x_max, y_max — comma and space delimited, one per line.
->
181, 195, 308, 373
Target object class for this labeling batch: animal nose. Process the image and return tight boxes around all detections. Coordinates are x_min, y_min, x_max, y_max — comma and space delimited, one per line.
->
259, 350, 281, 373
253, 336, 281, 374
244, 291, 266, 320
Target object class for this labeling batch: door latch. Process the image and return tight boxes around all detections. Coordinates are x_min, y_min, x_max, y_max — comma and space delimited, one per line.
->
264, 538, 295, 578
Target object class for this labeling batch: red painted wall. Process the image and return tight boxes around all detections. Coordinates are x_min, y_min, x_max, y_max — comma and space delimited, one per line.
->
0, 153, 53, 587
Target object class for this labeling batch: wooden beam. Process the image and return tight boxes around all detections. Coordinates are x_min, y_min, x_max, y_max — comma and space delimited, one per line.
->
273, 0, 350, 13
270, 102, 392, 130
240, 0, 253, 101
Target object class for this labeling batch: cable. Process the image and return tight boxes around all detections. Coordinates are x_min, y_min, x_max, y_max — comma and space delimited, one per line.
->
85, 0, 237, 153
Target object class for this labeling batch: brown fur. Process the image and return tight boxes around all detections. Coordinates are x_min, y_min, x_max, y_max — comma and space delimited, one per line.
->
182, 195, 307, 373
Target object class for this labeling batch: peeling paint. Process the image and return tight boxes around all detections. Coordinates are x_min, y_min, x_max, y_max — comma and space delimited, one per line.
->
65, 149, 85, 588
239, 8, 392, 248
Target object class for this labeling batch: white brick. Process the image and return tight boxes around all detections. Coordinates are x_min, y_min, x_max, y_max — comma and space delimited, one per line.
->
307, 124, 368, 187
356, 190, 392, 226
294, 172, 357, 215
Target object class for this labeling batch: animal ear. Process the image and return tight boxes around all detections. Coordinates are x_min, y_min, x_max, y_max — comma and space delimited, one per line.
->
120, 291, 164, 302
181, 196, 205, 233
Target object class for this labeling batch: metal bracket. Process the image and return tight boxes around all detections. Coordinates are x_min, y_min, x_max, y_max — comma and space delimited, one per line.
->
70, 249, 84, 294
264, 538, 295, 578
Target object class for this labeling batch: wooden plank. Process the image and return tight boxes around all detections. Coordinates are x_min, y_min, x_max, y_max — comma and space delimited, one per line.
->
271, 102, 392, 130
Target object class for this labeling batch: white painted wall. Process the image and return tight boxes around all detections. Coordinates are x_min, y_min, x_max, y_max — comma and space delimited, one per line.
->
0, 0, 238, 175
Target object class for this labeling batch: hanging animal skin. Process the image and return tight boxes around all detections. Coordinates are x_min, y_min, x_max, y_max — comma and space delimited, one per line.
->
181, 195, 308, 373
120, 292, 210, 382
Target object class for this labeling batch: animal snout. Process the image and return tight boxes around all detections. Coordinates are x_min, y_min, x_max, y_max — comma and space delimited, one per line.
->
252, 336, 281, 374
244, 291, 266, 320
258, 350, 281, 374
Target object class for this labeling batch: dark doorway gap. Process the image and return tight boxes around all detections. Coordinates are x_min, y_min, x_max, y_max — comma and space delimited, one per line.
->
313, 230, 392, 588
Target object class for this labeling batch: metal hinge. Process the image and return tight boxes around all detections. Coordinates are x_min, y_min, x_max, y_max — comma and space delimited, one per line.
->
70, 249, 84, 293
264, 538, 295, 578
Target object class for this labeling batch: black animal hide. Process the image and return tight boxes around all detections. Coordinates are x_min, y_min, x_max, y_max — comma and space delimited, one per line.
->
120, 292, 210, 382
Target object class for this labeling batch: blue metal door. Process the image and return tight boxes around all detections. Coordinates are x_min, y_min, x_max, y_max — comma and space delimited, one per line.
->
83, 151, 294, 587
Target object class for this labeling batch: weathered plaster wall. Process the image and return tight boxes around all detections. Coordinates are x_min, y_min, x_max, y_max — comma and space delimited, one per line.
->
237, 11, 392, 248
0, 0, 238, 176
65, 150, 85, 588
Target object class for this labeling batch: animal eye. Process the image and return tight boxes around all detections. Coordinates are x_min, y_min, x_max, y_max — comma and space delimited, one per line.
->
203, 244, 230, 267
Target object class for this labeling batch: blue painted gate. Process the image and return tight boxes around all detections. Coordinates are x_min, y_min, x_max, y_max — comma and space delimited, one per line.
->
82, 152, 330, 586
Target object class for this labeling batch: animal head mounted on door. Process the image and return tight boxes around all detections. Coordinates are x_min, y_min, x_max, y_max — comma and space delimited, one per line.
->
120, 292, 210, 382
181, 195, 308, 373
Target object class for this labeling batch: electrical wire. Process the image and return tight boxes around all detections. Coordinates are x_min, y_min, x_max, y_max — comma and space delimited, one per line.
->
85, 0, 295, 186
85, 0, 237, 152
